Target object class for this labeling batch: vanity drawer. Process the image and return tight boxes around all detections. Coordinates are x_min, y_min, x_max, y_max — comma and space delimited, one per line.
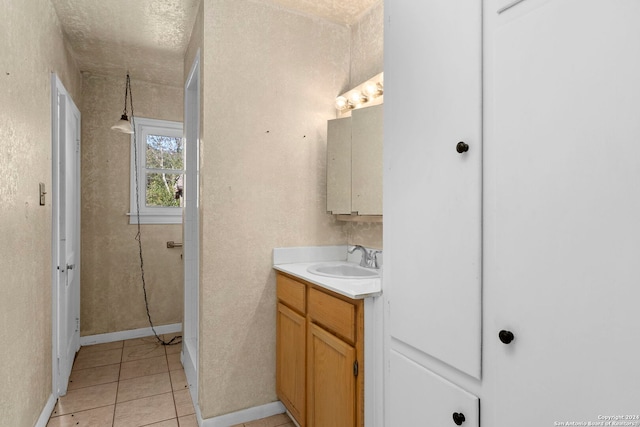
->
308, 288, 355, 343
277, 274, 306, 314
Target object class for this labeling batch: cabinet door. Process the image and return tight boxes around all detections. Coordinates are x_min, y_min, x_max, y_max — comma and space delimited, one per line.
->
385, 0, 482, 378
276, 303, 306, 426
307, 322, 356, 427
352, 104, 383, 215
487, 0, 640, 424
327, 117, 352, 214
389, 350, 479, 427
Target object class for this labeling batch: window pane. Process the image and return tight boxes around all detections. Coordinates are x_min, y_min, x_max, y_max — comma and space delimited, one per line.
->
146, 134, 183, 170
146, 173, 183, 207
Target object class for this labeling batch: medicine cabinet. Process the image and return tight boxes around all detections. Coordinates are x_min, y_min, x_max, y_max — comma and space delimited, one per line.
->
326, 104, 383, 218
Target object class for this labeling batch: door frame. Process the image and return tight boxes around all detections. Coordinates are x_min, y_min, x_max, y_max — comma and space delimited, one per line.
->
183, 49, 201, 405
51, 73, 81, 398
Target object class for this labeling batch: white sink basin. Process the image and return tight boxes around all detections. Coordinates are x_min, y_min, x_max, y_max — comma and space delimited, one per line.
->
306, 262, 379, 279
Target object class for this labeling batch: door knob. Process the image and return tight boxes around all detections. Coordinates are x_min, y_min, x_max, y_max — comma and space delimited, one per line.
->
452, 412, 466, 425
499, 330, 514, 344
66, 264, 74, 270
456, 141, 469, 153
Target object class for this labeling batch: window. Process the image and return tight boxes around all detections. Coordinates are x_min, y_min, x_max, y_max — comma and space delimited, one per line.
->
129, 117, 184, 224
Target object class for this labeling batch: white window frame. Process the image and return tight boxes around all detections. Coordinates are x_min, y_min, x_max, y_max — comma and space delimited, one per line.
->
129, 117, 184, 224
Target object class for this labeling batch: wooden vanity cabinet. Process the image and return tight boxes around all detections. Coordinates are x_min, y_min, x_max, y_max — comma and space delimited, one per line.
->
276, 273, 364, 427
276, 275, 307, 425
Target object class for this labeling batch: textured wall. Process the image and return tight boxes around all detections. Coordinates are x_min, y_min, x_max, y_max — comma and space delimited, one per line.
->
348, 0, 384, 249
350, 1, 384, 88
198, 0, 350, 418
80, 73, 184, 336
0, 0, 82, 424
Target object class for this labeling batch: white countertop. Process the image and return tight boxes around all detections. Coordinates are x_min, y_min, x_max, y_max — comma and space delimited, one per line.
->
274, 262, 382, 300
273, 245, 382, 299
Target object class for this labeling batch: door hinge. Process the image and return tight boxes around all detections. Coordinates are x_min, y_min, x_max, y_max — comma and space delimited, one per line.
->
353, 360, 359, 377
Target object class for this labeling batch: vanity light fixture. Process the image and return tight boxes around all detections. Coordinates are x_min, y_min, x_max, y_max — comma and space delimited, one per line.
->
111, 73, 134, 134
334, 72, 384, 113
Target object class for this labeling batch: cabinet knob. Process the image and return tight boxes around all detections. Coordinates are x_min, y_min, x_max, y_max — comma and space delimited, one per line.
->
452, 412, 466, 425
456, 141, 469, 153
499, 330, 515, 344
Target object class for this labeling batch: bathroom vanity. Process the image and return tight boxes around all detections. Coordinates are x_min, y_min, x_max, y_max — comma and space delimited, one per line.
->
273, 246, 382, 427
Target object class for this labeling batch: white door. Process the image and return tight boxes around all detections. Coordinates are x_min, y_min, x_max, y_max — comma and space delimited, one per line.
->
486, 0, 640, 424
52, 75, 81, 396
384, 0, 483, 379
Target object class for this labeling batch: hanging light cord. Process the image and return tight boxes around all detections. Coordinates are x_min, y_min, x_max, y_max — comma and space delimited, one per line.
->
128, 73, 181, 347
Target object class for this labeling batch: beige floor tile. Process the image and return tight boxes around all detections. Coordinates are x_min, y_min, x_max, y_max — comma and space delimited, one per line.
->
229, 424, 243, 427
178, 414, 198, 427
117, 372, 172, 403
146, 419, 179, 427
68, 363, 120, 390
165, 342, 182, 355
73, 348, 122, 370
120, 355, 168, 380
54, 382, 118, 416
121, 342, 166, 362
167, 353, 182, 371
244, 414, 293, 427
169, 369, 189, 391
46, 405, 114, 427
173, 389, 195, 417
113, 392, 176, 427
80, 341, 124, 353
123, 336, 161, 347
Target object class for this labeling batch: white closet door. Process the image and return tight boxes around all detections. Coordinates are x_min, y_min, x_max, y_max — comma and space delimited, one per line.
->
487, 0, 640, 424
385, 0, 482, 378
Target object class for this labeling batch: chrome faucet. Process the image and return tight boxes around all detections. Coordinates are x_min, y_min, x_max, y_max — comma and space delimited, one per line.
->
348, 245, 383, 269
348, 245, 371, 267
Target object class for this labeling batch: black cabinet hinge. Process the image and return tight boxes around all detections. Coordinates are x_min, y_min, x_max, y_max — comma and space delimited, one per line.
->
353, 360, 359, 377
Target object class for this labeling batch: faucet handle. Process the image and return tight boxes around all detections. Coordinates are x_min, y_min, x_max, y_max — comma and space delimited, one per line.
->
371, 250, 382, 269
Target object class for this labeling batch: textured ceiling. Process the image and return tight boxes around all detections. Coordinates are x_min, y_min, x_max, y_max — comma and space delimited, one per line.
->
51, 0, 379, 87
50, 0, 200, 86
263, 0, 380, 26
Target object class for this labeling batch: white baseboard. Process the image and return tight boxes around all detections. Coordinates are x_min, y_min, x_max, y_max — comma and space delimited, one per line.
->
79, 323, 182, 346
35, 394, 57, 427
199, 401, 286, 427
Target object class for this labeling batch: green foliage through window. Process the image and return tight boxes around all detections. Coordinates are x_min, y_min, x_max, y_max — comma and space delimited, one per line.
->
145, 135, 183, 207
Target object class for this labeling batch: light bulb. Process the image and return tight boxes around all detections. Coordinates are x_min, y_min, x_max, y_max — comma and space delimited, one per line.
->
364, 81, 383, 98
335, 96, 349, 111
349, 91, 367, 106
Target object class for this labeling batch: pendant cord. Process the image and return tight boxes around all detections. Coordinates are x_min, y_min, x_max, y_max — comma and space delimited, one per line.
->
128, 73, 181, 346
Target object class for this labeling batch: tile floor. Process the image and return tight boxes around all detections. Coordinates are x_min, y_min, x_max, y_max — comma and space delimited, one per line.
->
47, 334, 294, 427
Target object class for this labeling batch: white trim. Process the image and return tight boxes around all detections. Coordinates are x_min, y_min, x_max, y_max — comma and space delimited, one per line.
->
198, 401, 286, 427
35, 394, 57, 427
365, 296, 385, 427
51, 72, 61, 405
183, 48, 201, 408
79, 323, 182, 346
126, 212, 183, 224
